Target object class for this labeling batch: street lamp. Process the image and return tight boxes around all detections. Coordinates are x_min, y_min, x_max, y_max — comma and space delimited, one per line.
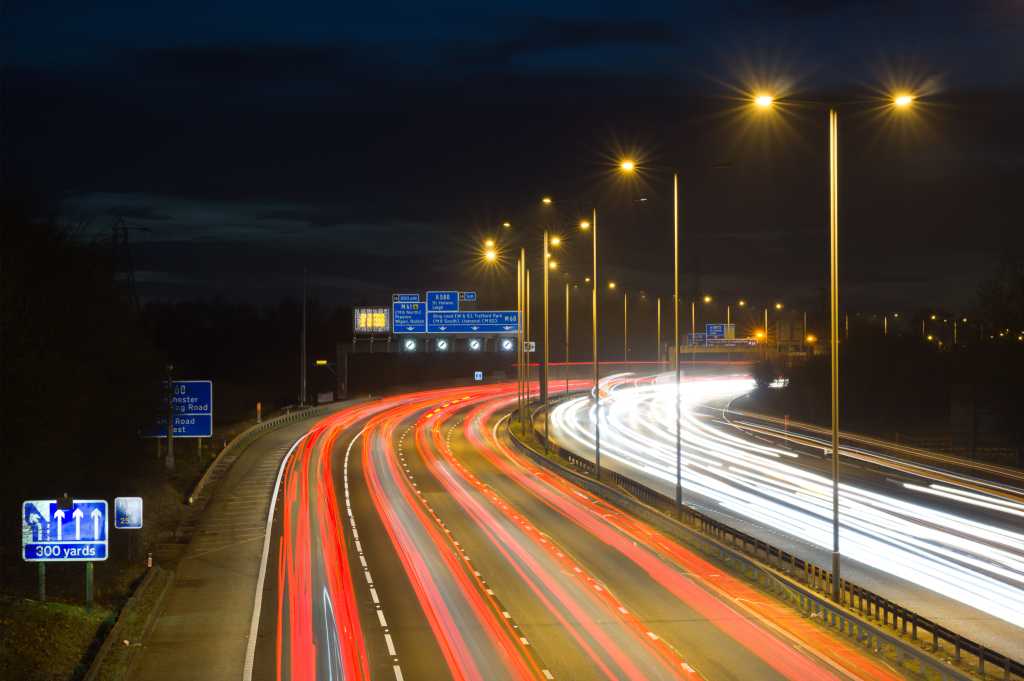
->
753, 88, 915, 602
618, 160, 683, 515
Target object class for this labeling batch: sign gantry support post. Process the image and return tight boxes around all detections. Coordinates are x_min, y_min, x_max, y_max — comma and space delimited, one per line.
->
38, 563, 46, 602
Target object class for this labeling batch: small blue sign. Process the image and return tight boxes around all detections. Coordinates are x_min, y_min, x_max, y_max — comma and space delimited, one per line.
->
114, 497, 143, 529
427, 310, 519, 333
474, 371, 483, 381
143, 380, 213, 438
22, 499, 108, 562
706, 324, 726, 339
427, 291, 459, 311
459, 291, 477, 302
393, 301, 427, 333
392, 293, 420, 303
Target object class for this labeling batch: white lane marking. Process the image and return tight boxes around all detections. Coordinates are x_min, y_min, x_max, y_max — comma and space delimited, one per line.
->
542, 670, 554, 679
242, 431, 311, 681
345, 425, 403, 679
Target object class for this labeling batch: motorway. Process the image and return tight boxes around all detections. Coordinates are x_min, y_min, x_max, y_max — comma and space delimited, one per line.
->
547, 373, 1024, 663
249, 380, 911, 681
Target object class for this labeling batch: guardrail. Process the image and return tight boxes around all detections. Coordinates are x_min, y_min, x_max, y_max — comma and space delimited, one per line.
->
186, 403, 340, 505
513, 401, 1022, 681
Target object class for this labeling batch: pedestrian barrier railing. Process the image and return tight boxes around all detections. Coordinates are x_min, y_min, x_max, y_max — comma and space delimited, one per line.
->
186, 403, 341, 505
511, 401, 1022, 681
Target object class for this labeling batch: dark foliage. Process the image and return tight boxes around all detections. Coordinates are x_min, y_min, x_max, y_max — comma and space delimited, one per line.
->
1, 192, 165, 503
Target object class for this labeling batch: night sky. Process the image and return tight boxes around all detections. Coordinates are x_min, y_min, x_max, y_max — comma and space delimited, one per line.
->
8, 1, 1024, 313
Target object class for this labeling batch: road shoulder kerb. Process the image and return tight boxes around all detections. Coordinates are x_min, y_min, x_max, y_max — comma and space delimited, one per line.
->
82, 566, 174, 681
187, 404, 338, 504
505, 413, 977, 681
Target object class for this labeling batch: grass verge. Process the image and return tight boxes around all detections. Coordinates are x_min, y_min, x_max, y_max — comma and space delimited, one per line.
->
0, 596, 113, 681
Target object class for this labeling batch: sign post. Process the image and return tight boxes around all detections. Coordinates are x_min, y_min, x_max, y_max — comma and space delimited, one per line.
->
23, 498, 109, 605
85, 561, 94, 610
143, 380, 214, 440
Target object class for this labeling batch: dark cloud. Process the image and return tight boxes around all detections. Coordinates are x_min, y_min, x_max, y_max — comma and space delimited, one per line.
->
8, 1, 1024, 311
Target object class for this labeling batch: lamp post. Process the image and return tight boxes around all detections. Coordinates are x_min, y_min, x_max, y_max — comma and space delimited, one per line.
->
752, 90, 915, 602
565, 280, 571, 394
623, 290, 629, 361
619, 162, 682, 515
656, 297, 661, 362
543, 229, 550, 453
590, 211, 601, 479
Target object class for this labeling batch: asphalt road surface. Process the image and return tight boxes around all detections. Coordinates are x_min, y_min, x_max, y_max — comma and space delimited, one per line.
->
251, 380, 907, 681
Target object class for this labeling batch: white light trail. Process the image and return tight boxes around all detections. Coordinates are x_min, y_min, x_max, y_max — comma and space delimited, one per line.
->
549, 377, 1024, 630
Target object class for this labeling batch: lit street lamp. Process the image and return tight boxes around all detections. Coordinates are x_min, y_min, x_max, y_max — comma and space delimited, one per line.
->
753, 89, 915, 602
619, 160, 684, 516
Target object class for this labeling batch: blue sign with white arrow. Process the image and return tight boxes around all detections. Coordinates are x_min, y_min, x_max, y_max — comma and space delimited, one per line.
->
22, 499, 108, 561
459, 291, 477, 302
427, 310, 520, 333
393, 301, 427, 333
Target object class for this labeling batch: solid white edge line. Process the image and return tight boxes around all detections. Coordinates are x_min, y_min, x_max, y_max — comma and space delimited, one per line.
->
242, 430, 311, 681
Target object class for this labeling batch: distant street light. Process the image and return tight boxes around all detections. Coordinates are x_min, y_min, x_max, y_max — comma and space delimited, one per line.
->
550, 236, 562, 247
579, 220, 590, 230
754, 94, 774, 109
608, 281, 617, 290
502, 221, 512, 228
541, 196, 553, 205
620, 159, 636, 172
484, 249, 497, 263
549, 260, 558, 270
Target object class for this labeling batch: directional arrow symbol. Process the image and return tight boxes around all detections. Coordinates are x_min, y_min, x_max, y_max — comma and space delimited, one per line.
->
72, 508, 84, 540
91, 508, 102, 539
54, 508, 65, 540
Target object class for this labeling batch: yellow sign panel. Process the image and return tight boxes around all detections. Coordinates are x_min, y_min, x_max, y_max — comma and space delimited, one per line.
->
353, 307, 390, 334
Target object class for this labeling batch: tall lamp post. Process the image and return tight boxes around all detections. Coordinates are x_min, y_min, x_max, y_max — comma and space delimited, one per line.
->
754, 90, 915, 602
619, 162, 683, 515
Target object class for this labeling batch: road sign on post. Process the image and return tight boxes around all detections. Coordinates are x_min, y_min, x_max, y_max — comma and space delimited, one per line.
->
144, 380, 213, 438
22, 499, 108, 561
114, 497, 143, 529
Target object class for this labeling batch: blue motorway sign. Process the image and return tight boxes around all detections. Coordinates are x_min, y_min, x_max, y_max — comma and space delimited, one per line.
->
706, 324, 726, 339
427, 310, 519, 333
459, 291, 477, 302
114, 497, 143, 529
393, 301, 427, 333
143, 380, 213, 438
392, 293, 420, 303
23, 499, 108, 561
426, 291, 459, 311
